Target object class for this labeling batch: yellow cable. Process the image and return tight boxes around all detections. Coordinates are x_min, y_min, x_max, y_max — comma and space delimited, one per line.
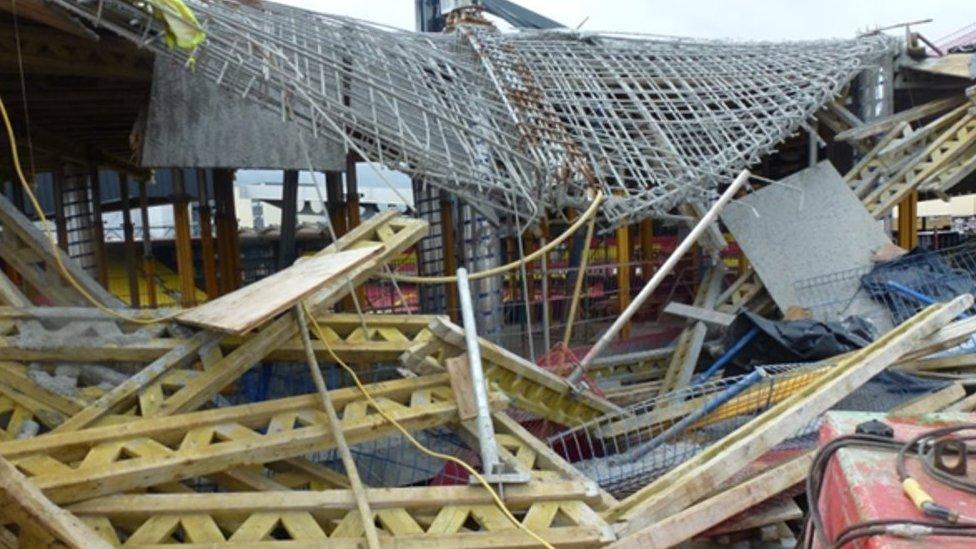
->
385, 190, 603, 284
1, 94, 177, 324
301, 302, 555, 549
561, 213, 597, 348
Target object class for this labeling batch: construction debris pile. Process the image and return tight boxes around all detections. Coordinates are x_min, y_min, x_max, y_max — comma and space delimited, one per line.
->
3, 1, 976, 548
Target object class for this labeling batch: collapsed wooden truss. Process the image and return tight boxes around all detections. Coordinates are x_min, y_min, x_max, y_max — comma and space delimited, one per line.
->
0, 210, 622, 547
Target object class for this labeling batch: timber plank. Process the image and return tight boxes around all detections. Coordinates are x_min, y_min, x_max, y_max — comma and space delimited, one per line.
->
610, 295, 973, 534
0, 455, 111, 549
177, 245, 382, 334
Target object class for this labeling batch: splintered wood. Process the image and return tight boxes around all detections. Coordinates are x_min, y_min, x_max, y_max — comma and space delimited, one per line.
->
0, 212, 619, 548
176, 245, 382, 334
1, 212, 976, 549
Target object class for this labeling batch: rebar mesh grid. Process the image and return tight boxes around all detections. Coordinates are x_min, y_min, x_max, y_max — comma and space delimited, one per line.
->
54, 0, 894, 226
545, 362, 945, 498
312, 426, 477, 488
795, 240, 976, 330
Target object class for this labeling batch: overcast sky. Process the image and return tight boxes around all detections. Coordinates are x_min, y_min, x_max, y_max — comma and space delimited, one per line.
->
277, 0, 972, 42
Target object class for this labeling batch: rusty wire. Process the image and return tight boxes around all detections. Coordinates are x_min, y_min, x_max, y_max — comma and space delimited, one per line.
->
54, 0, 894, 226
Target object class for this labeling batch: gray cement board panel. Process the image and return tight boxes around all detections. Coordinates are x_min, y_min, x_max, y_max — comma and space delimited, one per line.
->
720, 161, 892, 323
141, 58, 345, 170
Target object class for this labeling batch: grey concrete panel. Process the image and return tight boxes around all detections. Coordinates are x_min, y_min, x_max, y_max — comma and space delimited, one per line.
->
721, 161, 892, 321
141, 58, 345, 170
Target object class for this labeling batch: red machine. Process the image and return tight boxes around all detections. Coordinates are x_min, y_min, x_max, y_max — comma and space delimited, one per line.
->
813, 411, 976, 548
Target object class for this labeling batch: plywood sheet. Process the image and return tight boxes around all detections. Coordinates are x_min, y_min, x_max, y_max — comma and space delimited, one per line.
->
177, 245, 382, 334
905, 53, 975, 80
720, 162, 891, 322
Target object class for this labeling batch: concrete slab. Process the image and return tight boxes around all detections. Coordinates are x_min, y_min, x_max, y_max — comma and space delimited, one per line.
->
141, 58, 345, 170
721, 161, 892, 324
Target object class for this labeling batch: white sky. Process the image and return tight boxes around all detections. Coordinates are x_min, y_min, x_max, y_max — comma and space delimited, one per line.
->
277, 0, 973, 42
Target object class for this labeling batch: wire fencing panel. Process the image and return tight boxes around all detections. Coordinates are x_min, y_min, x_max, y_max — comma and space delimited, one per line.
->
546, 363, 946, 498
795, 240, 976, 333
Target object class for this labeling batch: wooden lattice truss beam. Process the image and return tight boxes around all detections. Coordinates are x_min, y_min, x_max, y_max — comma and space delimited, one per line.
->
0, 372, 617, 547
57, 412, 614, 547
0, 310, 438, 368
0, 206, 623, 546
0, 374, 499, 504
402, 318, 620, 425
840, 90, 976, 216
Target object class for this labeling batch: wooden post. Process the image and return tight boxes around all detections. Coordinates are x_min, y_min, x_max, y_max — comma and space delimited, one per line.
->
616, 222, 631, 339
0, 455, 112, 549
118, 174, 141, 308
278, 170, 299, 271
196, 169, 218, 300
345, 153, 368, 307
171, 169, 197, 307
639, 219, 654, 281
52, 163, 69, 252
137, 179, 157, 308
897, 191, 919, 250
326, 171, 352, 310
213, 169, 241, 293
345, 152, 361, 230
440, 193, 458, 321
87, 158, 109, 288
325, 171, 348, 238
294, 307, 381, 549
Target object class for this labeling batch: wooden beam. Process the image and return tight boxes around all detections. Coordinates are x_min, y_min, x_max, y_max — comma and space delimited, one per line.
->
0, 311, 436, 365
616, 222, 631, 339
897, 191, 918, 250
295, 306, 380, 549
51, 331, 219, 433
836, 95, 966, 143
118, 173, 140, 307
176, 245, 381, 335
657, 267, 724, 395
440, 193, 458, 321
891, 382, 966, 414
86, 158, 109, 288
0, 455, 111, 549
403, 318, 621, 425
639, 219, 653, 279
445, 355, 478, 421
213, 169, 240, 294
663, 300, 735, 327
610, 295, 973, 533
609, 453, 813, 548
196, 169, 218, 299
68, 481, 591, 515
171, 168, 197, 307
94, 213, 424, 420
0, 376, 496, 504
137, 179, 157, 308
278, 169, 299, 270
0, 190, 122, 307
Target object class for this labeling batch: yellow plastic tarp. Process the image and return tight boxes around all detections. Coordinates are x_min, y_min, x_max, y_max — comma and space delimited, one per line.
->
147, 0, 206, 50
